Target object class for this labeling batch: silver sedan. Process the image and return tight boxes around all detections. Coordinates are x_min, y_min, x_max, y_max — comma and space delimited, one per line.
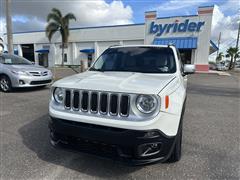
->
0, 53, 53, 92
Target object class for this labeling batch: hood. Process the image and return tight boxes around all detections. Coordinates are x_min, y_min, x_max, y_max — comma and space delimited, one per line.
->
9, 65, 48, 72
53, 71, 176, 94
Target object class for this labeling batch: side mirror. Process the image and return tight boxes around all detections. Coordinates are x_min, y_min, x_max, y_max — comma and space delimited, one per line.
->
183, 64, 195, 75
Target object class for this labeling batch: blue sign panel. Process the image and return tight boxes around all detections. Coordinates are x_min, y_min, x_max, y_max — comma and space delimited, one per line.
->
150, 19, 205, 36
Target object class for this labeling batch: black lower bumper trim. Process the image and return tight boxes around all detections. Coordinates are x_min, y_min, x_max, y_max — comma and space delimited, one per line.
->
49, 117, 176, 165
30, 79, 52, 85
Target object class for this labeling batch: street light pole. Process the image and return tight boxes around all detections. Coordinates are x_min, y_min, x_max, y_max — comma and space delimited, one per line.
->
5, 0, 13, 54
235, 22, 240, 49
233, 21, 240, 68
216, 32, 221, 57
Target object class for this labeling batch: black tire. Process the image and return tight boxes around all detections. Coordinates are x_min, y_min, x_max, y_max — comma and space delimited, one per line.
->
0, 75, 12, 92
167, 121, 182, 163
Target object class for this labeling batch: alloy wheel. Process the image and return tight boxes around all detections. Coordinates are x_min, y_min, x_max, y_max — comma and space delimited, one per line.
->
0, 78, 10, 92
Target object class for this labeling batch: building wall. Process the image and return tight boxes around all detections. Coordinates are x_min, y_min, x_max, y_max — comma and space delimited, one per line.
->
76, 42, 94, 65
34, 43, 55, 67
8, 24, 145, 67
69, 25, 144, 42
144, 6, 214, 71
122, 40, 144, 45
10, 24, 144, 44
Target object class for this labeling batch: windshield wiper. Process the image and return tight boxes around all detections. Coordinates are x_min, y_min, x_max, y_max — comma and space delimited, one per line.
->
89, 67, 104, 72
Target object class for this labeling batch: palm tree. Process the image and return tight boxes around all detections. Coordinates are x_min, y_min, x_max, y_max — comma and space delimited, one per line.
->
46, 8, 76, 66
216, 52, 224, 62
226, 47, 240, 70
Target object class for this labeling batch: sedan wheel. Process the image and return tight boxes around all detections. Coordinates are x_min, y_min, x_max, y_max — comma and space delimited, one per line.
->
0, 76, 12, 92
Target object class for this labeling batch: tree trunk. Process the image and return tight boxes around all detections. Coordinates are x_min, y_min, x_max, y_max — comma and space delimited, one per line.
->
61, 42, 64, 67
232, 55, 236, 69
229, 56, 233, 70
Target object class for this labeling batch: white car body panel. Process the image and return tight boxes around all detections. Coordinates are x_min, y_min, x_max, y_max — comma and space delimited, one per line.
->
53, 71, 176, 95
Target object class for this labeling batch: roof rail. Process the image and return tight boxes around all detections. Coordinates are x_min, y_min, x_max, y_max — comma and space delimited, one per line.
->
109, 44, 120, 48
168, 43, 175, 48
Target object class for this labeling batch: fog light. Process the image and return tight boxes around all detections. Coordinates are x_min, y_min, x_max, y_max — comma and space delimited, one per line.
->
19, 80, 25, 85
142, 131, 160, 138
137, 142, 161, 157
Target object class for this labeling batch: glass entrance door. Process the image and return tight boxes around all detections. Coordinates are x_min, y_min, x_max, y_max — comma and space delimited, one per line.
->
38, 53, 49, 67
179, 49, 192, 64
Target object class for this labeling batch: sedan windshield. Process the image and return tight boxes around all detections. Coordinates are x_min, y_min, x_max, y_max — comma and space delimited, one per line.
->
0, 54, 32, 65
90, 47, 176, 73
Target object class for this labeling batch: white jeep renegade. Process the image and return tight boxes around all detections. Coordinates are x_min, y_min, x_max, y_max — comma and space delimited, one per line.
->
49, 45, 195, 165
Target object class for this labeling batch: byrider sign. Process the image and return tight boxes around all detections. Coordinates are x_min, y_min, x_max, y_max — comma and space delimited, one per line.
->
150, 19, 205, 36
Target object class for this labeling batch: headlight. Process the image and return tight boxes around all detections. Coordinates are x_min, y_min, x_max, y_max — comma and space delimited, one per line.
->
11, 70, 29, 76
48, 70, 53, 76
136, 95, 158, 114
53, 87, 64, 104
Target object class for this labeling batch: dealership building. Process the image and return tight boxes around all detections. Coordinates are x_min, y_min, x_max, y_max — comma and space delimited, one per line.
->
4, 5, 217, 71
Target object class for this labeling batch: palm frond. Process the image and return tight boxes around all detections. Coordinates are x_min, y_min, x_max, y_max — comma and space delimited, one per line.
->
47, 12, 61, 23
64, 13, 76, 21
45, 22, 59, 41
63, 13, 76, 27
45, 8, 76, 45
51, 8, 62, 18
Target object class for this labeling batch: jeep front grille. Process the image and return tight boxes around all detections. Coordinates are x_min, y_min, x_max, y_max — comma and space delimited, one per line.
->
64, 90, 130, 117
65, 90, 71, 109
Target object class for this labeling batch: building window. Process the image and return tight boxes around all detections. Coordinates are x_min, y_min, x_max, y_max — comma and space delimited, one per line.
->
179, 50, 192, 64
64, 53, 67, 62
60, 44, 68, 49
88, 54, 93, 67
42, 45, 50, 49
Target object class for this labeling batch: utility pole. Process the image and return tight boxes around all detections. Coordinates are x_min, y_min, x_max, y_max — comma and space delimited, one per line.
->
233, 21, 240, 68
216, 32, 221, 57
235, 21, 240, 49
5, 0, 13, 54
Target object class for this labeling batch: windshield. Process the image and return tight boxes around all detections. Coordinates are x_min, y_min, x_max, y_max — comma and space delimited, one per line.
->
90, 47, 176, 73
0, 54, 32, 65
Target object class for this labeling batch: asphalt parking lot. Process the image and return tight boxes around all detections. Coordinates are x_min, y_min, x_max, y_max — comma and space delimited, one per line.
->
0, 72, 239, 180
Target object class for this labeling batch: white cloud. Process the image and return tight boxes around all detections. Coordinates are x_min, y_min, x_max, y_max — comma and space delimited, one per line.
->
70, 0, 133, 26
211, 5, 238, 47
1, 0, 133, 32
209, 5, 239, 61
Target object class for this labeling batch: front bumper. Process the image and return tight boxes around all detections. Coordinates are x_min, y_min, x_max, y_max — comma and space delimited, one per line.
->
49, 117, 176, 165
11, 74, 53, 87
